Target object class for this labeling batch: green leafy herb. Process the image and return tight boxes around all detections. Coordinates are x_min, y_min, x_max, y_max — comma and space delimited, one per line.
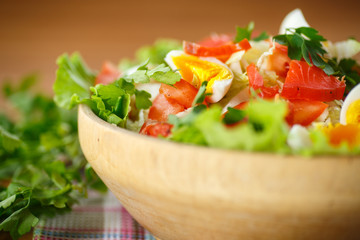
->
192, 81, 209, 106
0, 126, 21, 152
273, 27, 335, 75
89, 78, 136, 124
234, 22, 269, 42
126, 62, 181, 85
135, 90, 152, 110
329, 58, 360, 94
53, 53, 96, 109
54, 53, 154, 128
253, 31, 270, 42
235, 22, 254, 42
168, 104, 208, 145
0, 77, 106, 239
223, 107, 246, 125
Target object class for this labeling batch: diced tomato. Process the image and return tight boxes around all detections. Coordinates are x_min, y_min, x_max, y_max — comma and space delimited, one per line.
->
159, 79, 198, 108
148, 94, 185, 122
233, 101, 248, 110
183, 38, 251, 62
140, 120, 173, 137
238, 39, 252, 51
267, 43, 291, 79
95, 61, 121, 85
286, 99, 328, 126
281, 60, 346, 102
247, 63, 279, 99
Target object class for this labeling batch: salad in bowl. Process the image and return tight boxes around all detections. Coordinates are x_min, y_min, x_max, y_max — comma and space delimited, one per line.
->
54, 9, 360, 156
56, 9, 360, 240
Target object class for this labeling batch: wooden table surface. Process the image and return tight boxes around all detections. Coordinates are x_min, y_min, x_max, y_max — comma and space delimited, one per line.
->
1, 0, 360, 94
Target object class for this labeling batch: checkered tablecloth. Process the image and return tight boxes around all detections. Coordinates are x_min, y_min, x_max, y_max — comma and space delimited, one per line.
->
32, 191, 156, 240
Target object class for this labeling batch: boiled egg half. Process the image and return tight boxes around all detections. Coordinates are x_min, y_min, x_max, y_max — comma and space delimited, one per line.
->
279, 8, 310, 34
165, 50, 233, 103
340, 84, 360, 125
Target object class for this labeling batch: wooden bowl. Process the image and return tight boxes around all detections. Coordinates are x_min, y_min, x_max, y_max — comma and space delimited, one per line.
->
78, 104, 360, 240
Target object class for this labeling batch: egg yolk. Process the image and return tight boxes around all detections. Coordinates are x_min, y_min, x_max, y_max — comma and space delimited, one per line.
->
322, 123, 360, 148
346, 99, 360, 125
171, 55, 232, 93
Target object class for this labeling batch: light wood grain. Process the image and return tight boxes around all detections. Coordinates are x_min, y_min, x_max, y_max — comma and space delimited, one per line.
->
78, 104, 360, 240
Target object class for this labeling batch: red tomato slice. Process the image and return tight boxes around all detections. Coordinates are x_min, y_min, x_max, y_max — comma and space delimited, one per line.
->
267, 43, 291, 79
233, 101, 248, 110
148, 94, 185, 122
159, 79, 198, 108
95, 61, 121, 85
139, 120, 173, 137
183, 38, 251, 62
286, 99, 328, 126
281, 60, 346, 102
247, 63, 279, 99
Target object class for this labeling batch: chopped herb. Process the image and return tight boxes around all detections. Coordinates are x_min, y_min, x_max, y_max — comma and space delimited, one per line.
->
192, 81, 209, 106
235, 22, 254, 42
126, 61, 181, 85
135, 90, 152, 110
273, 27, 336, 75
223, 107, 246, 125
253, 31, 270, 42
329, 58, 360, 94
235, 22, 269, 42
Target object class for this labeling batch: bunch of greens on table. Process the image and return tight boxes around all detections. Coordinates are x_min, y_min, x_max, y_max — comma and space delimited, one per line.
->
0, 76, 106, 239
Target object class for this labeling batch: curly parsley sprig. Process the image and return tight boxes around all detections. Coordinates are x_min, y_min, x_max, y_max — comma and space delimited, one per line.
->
273, 27, 335, 75
1, 76, 107, 239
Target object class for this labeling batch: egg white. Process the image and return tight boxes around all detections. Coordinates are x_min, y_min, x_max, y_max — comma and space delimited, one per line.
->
165, 50, 234, 103
279, 9, 310, 34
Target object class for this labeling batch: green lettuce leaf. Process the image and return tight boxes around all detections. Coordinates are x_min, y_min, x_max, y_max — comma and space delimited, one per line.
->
170, 100, 290, 153
53, 53, 95, 109
126, 62, 181, 85
135, 90, 152, 110
53, 53, 152, 128
169, 105, 208, 145
0, 127, 21, 152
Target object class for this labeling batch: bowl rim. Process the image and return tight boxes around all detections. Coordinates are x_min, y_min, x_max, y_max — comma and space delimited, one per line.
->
78, 104, 359, 160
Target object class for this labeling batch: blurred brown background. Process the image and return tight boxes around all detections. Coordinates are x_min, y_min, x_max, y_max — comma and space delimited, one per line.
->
1, 0, 360, 94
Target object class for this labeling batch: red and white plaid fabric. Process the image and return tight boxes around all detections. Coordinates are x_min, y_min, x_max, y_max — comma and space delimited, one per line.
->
33, 191, 155, 240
